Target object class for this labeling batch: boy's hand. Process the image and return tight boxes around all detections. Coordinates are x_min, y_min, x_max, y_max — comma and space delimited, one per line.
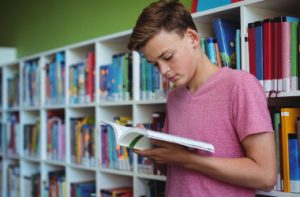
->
134, 139, 193, 166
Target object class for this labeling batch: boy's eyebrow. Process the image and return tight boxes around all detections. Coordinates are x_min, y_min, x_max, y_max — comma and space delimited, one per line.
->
148, 50, 169, 64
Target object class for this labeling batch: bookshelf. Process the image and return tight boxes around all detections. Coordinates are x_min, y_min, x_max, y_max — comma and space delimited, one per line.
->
0, 0, 300, 196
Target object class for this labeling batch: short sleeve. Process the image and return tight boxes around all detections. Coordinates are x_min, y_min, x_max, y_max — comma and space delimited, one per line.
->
232, 73, 273, 141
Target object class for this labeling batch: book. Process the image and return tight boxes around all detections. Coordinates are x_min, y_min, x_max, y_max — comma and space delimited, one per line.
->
254, 21, 264, 87
213, 18, 239, 69
197, 0, 230, 12
99, 121, 215, 153
288, 134, 300, 193
263, 19, 273, 92
280, 108, 300, 192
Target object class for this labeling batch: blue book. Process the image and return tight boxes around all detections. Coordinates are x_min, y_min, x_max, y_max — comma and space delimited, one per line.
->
213, 18, 239, 68
197, 0, 230, 12
254, 21, 264, 86
289, 134, 300, 193
235, 29, 241, 70
206, 37, 217, 65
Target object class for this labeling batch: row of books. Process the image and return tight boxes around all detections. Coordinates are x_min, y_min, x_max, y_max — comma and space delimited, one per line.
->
45, 52, 66, 105
23, 59, 40, 107
24, 173, 40, 197
47, 116, 66, 162
69, 52, 95, 105
23, 120, 40, 158
141, 181, 165, 197
71, 181, 96, 197
100, 187, 133, 197
7, 71, 19, 108
7, 164, 20, 197
44, 170, 66, 197
70, 117, 96, 167
6, 113, 21, 156
99, 53, 133, 102
247, 16, 300, 92
140, 55, 173, 100
100, 116, 134, 171
271, 108, 300, 193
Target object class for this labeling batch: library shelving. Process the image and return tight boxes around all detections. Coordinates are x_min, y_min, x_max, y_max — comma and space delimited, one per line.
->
1, 0, 300, 196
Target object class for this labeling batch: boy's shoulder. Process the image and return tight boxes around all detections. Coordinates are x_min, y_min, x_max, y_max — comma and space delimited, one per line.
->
221, 67, 258, 85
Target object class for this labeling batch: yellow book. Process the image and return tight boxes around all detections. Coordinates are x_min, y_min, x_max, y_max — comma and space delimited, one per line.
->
280, 108, 300, 192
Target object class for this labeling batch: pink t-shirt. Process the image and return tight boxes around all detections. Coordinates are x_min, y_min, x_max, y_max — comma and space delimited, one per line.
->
163, 67, 273, 197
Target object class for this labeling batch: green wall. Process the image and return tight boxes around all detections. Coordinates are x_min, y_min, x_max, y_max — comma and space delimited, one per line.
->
0, 1, 192, 58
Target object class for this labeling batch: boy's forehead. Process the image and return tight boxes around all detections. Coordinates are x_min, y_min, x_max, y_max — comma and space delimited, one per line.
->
141, 30, 180, 60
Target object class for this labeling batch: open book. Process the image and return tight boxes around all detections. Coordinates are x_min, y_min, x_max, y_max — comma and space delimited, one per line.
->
100, 121, 215, 153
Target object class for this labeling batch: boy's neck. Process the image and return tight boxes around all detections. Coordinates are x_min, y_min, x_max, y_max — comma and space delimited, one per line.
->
187, 52, 219, 94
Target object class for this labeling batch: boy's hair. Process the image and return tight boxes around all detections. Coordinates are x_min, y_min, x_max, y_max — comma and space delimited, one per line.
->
128, 0, 197, 51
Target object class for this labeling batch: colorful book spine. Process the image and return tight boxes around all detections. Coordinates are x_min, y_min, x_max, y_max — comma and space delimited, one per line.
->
254, 21, 264, 87
206, 37, 217, 65
213, 18, 239, 69
288, 134, 300, 193
248, 23, 256, 77
281, 17, 291, 92
290, 20, 299, 91
280, 108, 300, 192
263, 19, 273, 91
235, 29, 241, 70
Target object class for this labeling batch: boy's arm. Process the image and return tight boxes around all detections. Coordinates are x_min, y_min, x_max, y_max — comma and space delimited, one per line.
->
134, 132, 276, 191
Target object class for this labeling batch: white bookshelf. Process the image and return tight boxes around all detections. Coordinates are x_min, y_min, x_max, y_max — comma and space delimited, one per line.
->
0, 0, 299, 196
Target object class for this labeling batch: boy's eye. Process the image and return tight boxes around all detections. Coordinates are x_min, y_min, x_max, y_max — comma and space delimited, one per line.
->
164, 55, 173, 61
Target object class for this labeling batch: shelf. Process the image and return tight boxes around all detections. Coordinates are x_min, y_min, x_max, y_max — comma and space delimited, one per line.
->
68, 163, 97, 172
136, 173, 166, 181
100, 168, 134, 177
256, 190, 300, 197
0, 1, 299, 196
22, 156, 41, 163
98, 100, 134, 106
135, 99, 167, 105
44, 159, 66, 167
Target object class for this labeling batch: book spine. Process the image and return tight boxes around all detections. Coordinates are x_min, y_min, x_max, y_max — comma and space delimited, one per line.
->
248, 23, 256, 77
281, 18, 291, 92
254, 21, 264, 87
263, 19, 273, 92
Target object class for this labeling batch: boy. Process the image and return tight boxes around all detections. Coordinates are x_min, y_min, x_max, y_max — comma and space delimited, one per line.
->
128, 0, 276, 196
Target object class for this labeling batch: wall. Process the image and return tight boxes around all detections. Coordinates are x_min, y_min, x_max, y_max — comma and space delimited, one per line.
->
0, 0, 192, 58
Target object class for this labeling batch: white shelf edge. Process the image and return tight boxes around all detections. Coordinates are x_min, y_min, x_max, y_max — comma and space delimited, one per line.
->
68, 163, 97, 172
100, 168, 134, 177
256, 190, 300, 197
136, 173, 166, 181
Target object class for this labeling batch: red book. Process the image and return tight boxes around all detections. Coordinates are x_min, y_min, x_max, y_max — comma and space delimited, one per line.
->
280, 17, 291, 92
263, 19, 274, 92
88, 52, 95, 102
231, 0, 242, 2
247, 23, 256, 77
191, 0, 198, 13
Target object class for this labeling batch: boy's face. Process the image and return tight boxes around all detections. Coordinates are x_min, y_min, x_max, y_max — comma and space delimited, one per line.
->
141, 29, 199, 87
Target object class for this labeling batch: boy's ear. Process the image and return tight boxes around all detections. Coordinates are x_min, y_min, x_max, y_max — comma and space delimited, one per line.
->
186, 28, 199, 47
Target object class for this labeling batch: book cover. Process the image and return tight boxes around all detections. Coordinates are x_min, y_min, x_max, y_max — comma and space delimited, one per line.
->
100, 120, 215, 153
197, 0, 230, 12
280, 108, 300, 192
288, 134, 300, 193
213, 18, 239, 69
